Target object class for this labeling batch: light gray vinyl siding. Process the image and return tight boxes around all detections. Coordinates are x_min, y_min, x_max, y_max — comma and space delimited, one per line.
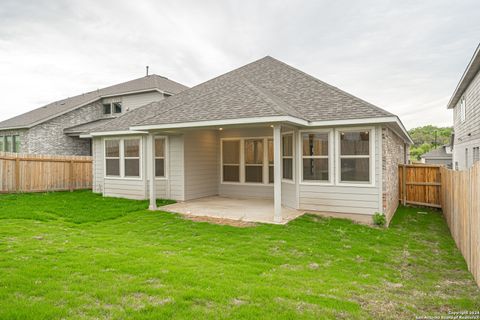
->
122, 91, 164, 112
184, 130, 219, 200
219, 184, 273, 199
168, 135, 185, 201
155, 180, 168, 199
298, 126, 382, 216
92, 137, 104, 193
453, 70, 480, 170
103, 178, 146, 200
282, 182, 297, 209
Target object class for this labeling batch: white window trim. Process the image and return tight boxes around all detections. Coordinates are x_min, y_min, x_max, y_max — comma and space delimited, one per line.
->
335, 126, 376, 187
154, 136, 169, 180
104, 137, 142, 180
299, 128, 334, 185
220, 136, 275, 185
281, 131, 295, 184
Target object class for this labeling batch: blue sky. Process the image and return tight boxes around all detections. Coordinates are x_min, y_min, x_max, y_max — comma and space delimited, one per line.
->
0, 0, 479, 129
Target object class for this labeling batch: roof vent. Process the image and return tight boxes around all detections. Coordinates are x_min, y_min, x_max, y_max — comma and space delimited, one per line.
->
146, 66, 149, 76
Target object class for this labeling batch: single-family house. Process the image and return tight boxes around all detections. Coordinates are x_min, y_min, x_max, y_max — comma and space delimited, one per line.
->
448, 43, 480, 170
0, 75, 188, 155
420, 145, 453, 168
85, 56, 412, 224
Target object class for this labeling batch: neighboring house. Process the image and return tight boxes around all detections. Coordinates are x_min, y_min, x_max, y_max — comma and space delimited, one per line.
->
0, 75, 188, 155
448, 43, 480, 170
84, 56, 412, 223
420, 145, 453, 168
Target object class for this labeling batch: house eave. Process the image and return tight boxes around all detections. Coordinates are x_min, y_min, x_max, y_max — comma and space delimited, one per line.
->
447, 43, 480, 109
88, 130, 148, 137
127, 115, 412, 144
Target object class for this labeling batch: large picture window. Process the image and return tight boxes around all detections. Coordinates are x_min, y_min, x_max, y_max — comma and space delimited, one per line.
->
105, 140, 120, 176
302, 132, 329, 181
155, 138, 166, 177
339, 130, 371, 183
222, 140, 240, 182
282, 134, 293, 180
245, 139, 264, 183
124, 139, 140, 177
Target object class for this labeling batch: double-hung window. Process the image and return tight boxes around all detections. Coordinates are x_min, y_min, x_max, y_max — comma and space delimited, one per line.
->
105, 138, 141, 178
155, 138, 166, 177
105, 140, 120, 176
0, 136, 4, 152
302, 132, 329, 181
245, 139, 264, 183
339, 130, 371, 183
282, 134, 293, 180
222, 140, 240, 182
124, 139, 140, 177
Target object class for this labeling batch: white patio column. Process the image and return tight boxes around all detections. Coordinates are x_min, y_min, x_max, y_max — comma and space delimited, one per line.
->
148, 133, 157, 210
273, 124, 282, 223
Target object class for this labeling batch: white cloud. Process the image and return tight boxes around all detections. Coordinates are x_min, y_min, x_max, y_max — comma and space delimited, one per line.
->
0, 0, 479, 129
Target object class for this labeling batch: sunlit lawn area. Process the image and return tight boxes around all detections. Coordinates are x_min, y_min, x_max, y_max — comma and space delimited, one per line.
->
0, 191, 479, 319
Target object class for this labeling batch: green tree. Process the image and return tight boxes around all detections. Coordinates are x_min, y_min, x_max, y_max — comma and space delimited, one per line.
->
408, 125, 452, 161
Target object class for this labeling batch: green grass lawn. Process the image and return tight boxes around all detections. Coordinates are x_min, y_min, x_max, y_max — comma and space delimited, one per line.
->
0, 191, 479, 319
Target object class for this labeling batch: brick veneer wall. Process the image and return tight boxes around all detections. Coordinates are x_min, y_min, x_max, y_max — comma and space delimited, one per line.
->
382, 127, 408, 224
0, 101, 108, 156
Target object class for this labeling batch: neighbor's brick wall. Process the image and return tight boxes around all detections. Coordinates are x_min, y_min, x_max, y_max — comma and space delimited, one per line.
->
382, 127, 407, 223
21, 101, 106, 156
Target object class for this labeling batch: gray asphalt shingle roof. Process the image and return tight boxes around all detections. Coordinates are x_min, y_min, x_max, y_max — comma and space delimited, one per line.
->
0, 74, 188, 130
421, 145, 453, 159
91, 56, 395, 133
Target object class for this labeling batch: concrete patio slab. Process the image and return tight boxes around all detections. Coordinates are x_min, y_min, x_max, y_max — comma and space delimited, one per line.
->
160, 196, 304, 224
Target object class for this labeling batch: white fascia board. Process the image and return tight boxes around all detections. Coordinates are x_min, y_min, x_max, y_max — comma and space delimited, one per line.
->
79, 134, 93, 138
100, 88, 163, 98
90, 130, 148, 137
129, 116, 309, 131
128, 115, 413, 144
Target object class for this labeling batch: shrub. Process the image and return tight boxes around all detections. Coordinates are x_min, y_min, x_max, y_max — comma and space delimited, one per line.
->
372, 212, 386, 226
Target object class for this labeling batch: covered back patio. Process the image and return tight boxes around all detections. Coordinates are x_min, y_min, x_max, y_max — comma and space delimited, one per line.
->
146, 124, 296, 223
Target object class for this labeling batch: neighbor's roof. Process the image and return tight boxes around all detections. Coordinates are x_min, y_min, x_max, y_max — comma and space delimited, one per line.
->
92, 56, 397, 134
0, 74, 188, 130
63, 118, 115, 136
421, 145, 453, 160
447, 43, 480, 109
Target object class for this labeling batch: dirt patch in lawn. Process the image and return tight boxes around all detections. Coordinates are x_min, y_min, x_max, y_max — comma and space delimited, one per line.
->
180, 214, 257, 227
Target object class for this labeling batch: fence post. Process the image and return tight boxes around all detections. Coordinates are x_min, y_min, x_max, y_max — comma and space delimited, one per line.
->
402, 164, 407, 205
69, 160, 74, 192
15, 158, 20, 192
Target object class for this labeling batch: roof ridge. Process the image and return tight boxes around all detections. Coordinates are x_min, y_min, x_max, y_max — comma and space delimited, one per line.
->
265, 56, 394, 117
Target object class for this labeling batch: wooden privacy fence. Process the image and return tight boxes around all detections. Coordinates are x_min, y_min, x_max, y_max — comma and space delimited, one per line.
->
440, 163, 480, 287
0, 152, 92, 193
398, 164, 442, 208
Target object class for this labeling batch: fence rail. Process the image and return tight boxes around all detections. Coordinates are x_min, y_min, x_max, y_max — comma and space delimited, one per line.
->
0, 152, 92, 193
398, 164, 442, 208
440, 163, 480, 287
